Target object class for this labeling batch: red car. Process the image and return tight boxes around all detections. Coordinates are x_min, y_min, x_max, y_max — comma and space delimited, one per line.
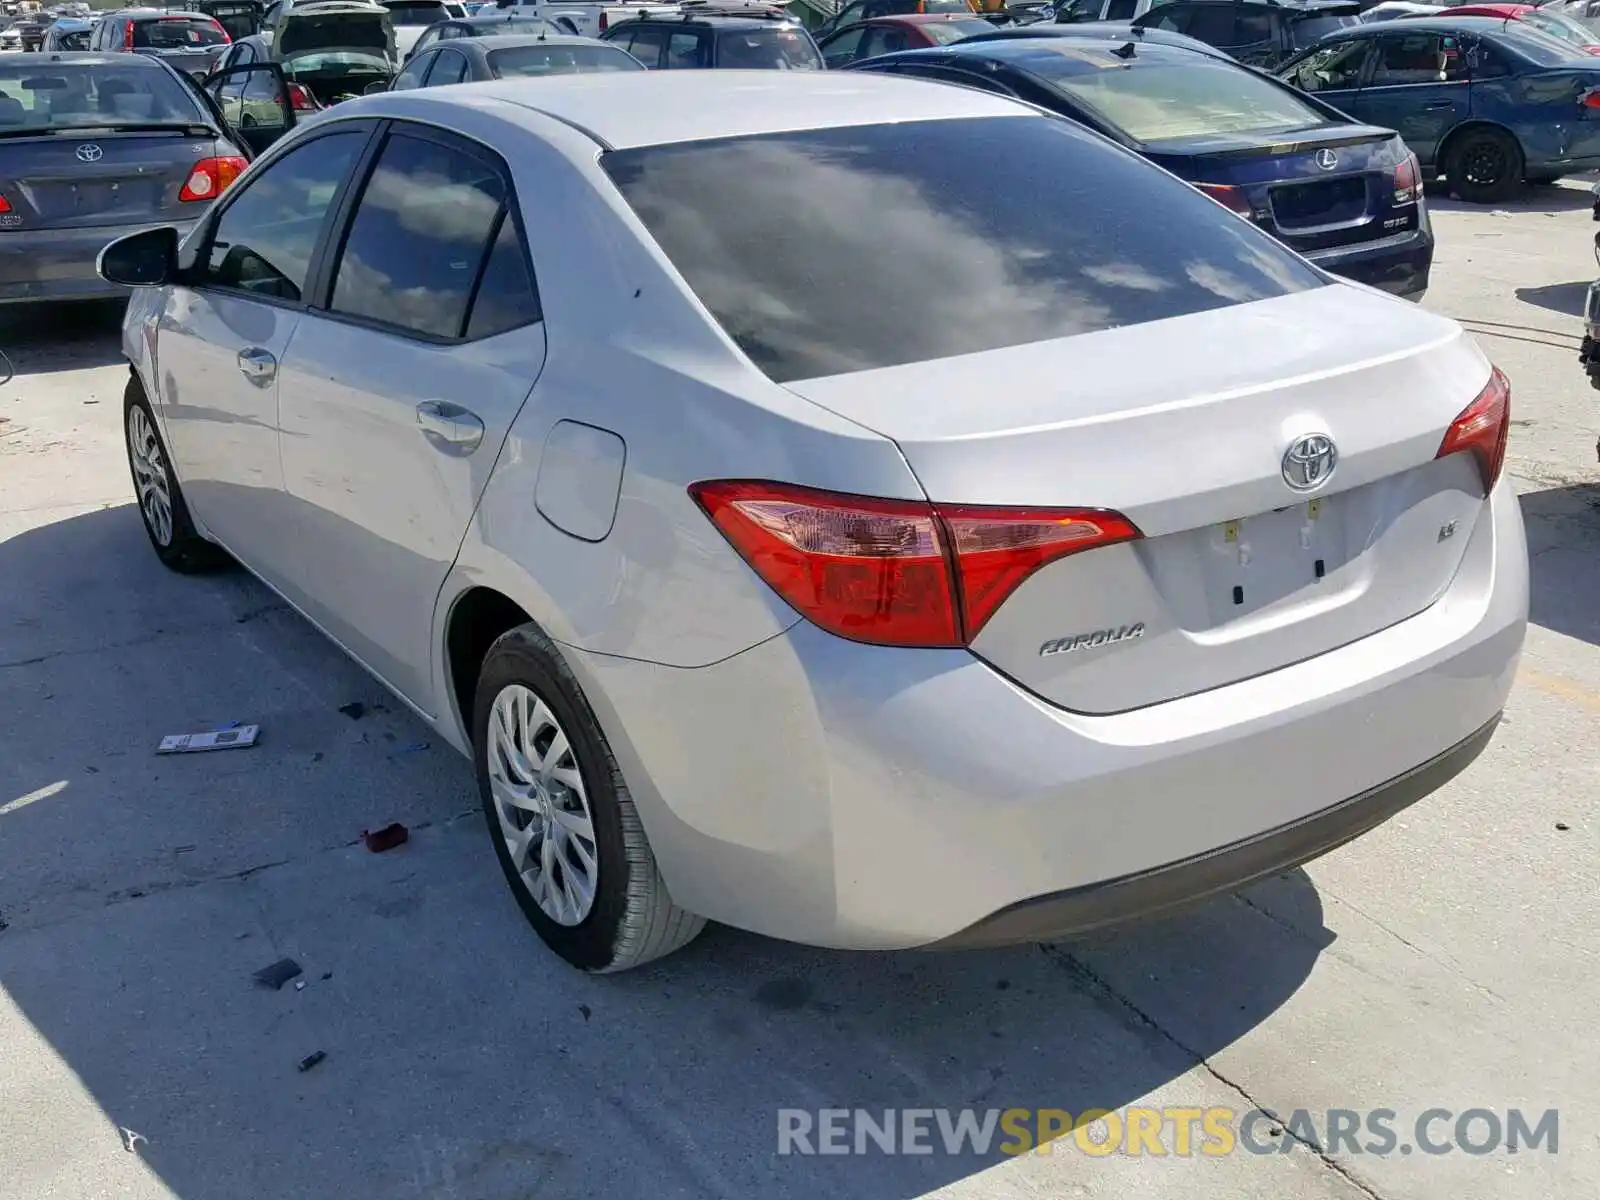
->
1434, 3, 1600, 53
817, 13, 996, 67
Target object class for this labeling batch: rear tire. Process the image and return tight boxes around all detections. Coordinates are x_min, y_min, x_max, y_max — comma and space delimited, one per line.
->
473, 623, 704, 973
122, 378, 228, 573
1445, 128, 1523, 204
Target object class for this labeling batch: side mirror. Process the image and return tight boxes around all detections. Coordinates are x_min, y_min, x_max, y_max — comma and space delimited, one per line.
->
98, 226, 179, 287
363, 78, 389, 94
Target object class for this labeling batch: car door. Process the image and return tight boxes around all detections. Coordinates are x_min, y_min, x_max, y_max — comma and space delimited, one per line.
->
155, 124, 373, 596
273, 123, 547, 707
1280, 35, 1372, 117
1344, 29, 1471, 162
203, 61, 293, 154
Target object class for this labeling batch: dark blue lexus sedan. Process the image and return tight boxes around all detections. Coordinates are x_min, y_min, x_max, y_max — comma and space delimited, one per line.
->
845, 33, 1433, 298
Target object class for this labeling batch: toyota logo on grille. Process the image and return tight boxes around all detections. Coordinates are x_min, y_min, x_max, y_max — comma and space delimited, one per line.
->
1314, 148, 1339, 171
75, 143, 103, 163
1282, 434, 1338, 493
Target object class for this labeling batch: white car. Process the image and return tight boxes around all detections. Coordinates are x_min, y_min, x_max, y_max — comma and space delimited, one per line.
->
100, 72, 1527, 973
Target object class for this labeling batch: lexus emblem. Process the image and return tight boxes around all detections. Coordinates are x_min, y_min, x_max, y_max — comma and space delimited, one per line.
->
1282, 433, 1338, 493
1314, 148, 1338, 171
75, 143, 103, 163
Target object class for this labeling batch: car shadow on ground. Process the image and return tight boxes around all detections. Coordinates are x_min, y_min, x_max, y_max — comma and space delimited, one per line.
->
1514, 281, 1591, 320
0, 300, 128, 378
1426, 179, 1596, 215
1521, 482, 1600, 649
0, 504, 1333, 1199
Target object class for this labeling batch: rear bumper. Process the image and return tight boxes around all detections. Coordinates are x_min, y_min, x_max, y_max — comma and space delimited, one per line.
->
1301, 221, 1433, 301
568, 477, 1527, 950
0, 220, 196, 304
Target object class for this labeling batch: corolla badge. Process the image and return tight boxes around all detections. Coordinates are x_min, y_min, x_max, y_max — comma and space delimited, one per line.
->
1314, 148, 1339, 171
75, 143, 103, 163
1039, 624, 1145, 657
1281, 433, 1338, 493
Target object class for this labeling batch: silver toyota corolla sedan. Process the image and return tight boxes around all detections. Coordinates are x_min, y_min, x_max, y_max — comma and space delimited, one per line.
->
101, 72, 1528, 973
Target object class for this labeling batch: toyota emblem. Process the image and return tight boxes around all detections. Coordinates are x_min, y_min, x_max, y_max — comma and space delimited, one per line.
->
1314, 148, 1339, 171
1282, 434, 1338, 493
75, 143, 103, 163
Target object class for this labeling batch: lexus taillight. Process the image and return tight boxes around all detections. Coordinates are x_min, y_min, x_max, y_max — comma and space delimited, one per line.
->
1437, 367, 1510, 493
178, 155, 247, 202
689, 480, 1141, 648
1195, 182, 1251, 216
1393, 151, 1421, 204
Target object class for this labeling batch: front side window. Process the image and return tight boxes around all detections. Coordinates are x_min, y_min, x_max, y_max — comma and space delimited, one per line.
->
601, 116, 1323, 382
199, 131, 365, 300
391, 51, 433, 88
1023, 49, 1336, 142
858, 23, 912, 56
423, 47, 469, 83
1283, 38, 1368, 92
329, 133, 505, 337
1369, 32, 1467, 84
820, 24, 867, 65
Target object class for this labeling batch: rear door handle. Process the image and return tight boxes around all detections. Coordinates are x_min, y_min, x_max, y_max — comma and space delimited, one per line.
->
416, 400, 485, 454
236, 346, 277, 384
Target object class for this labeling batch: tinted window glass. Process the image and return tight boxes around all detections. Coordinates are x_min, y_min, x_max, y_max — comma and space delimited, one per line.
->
1283, 38, 1367, 91
132, 15, 229, 46
424, 47, 469, 83
1022, 49, 1331, 141
489, 42, 645, 74
384, 0, 451, 24
201, 131, 363, 300
466, 213, 541, 338
1234, 9, 1273, 43
331, 133, 505, 337
0, 61, 209, 130
1146, 4, 1193, 32
859, 23, 912, 55
1103, 0, 1138, 20
391, 51, 432, 88
1181, 5, 1239, 45
715, 27, 823, 68
666, 30, 710, 66
622, 25, 668, 65
1370, 32, 1466, 84
1471, 40, 1511, 78
821, 24, 867, 64
1288, 13, 1358, 48
601, 116, 1322, 382
1494, 25, 1591, 64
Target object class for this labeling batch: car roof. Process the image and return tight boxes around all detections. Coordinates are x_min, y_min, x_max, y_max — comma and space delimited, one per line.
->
361, 70, 1026, 149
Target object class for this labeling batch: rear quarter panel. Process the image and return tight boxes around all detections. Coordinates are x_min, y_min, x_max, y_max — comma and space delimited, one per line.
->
1479, 66, 1600, 165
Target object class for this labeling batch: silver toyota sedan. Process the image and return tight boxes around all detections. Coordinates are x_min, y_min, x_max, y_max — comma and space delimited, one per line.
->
100, 71, 1528, 973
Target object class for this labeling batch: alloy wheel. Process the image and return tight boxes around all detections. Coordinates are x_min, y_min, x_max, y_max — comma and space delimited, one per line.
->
486, 683, 600, 926
127, 406, 173, 547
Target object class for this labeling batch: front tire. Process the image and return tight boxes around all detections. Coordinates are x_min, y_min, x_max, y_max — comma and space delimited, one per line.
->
1445, 128, 1523, 205
122, 378, 227, 573
473, 623, 704, 972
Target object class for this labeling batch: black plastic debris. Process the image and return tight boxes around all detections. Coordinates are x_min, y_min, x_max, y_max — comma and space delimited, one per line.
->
253, 958, 303, 990
297, 1050, 327, 1073
363, 823, 409, 853
338, 702, 366, 721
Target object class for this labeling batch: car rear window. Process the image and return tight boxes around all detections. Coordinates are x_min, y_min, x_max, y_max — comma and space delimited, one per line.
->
0, 61, 208, 128
489, 42, 645, 73
1018, 48, 1335, 142
715, 26, 822, 68
384, 0, 451, 23
601, 116, 1324, 382
1289, 13, 1360, 47
132, 15, 230, 46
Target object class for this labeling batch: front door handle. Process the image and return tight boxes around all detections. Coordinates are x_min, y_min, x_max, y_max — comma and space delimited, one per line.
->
236, 346, 276, 385
416, 400, 485, 455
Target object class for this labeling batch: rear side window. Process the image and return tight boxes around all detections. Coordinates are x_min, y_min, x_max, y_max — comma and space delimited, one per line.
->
465, 213, 541, 338
330, 132, 507, 338
601, 116, 1323, 382
132, 16, 229, 46
1370, 32, 1466, 84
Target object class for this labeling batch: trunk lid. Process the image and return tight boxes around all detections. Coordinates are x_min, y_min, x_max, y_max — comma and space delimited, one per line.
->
1146, 124, 1419, 254
276, 11, 396, 59
783, 285, 1496, 714
0, 130, 225, 230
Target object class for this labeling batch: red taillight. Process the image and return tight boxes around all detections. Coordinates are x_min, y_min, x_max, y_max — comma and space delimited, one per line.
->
1393, 151, 1421, 204
178, 155, 247, 202
598, 11, 608, 29
0, 194, 10, 214
124, 20, 134, 48
1195, 183, 1251, 216
287, 82, 316, 111
1437, 367, 1511, 493
208, 16, 231, 41
688, 480, 1141, 647
1583, 86, 1600, 106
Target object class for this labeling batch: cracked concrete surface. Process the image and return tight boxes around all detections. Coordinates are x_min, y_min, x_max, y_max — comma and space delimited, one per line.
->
1, 186, 1597, 1200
